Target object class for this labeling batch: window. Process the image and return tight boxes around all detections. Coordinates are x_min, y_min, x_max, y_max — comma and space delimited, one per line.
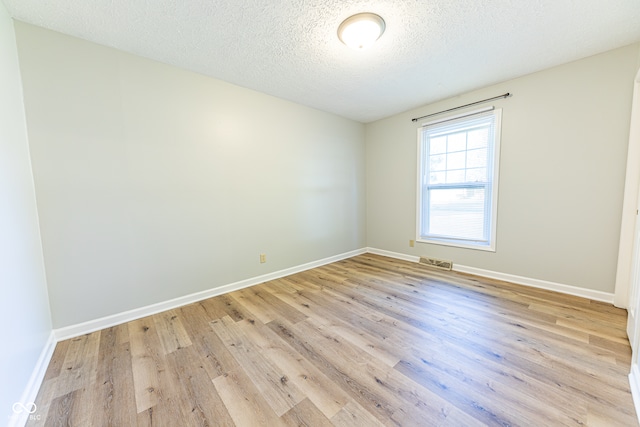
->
417, 108, 501, 251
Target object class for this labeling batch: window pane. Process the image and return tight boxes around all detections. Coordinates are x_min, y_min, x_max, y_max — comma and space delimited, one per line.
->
447, 132, 466, 152
446, 169, 465, 184
466, 148, 487, 168
429, 171, 445, 184
468, 127, 489, 149
465, 167, 487, 182
447, 151, 465, 170
428, 187, 486, 240
430, 154, 446, 171
430, 136, 446, 154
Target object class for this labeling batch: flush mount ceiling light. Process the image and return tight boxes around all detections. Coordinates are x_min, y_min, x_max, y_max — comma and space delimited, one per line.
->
337, 12, 386, 50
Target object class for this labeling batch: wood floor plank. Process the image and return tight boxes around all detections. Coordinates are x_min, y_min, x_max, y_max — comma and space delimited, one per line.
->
41, 339, 70, 382
210, 315, 306, 416
88, 324, 137, 426
555, 317, 630, 344
280, 398, 334, 427
231, 286, 307, 325
128, 318, 164, 413
128, 317, 190, 422
176, 302, 242, 380
264, 281, 403, 367
153, 309, 193, 355
50, 331, 101, 399
164, 344, 235, 426
269, 315, 481, 426
174, 300, 241, 380
316, 264, 632, 388
25, 340, 72, 426
266, 316, 399, 426
589, 334, 632, 365
129, 320, 189, 426
212, 369, 285, 426
330, 400, 388, 427
27, 254, 638, 426
44, 390, 79, 426
237, 316, 350, 418
293, 318, 482, 427
396, 351, 587, 426
204, 293, 254, 322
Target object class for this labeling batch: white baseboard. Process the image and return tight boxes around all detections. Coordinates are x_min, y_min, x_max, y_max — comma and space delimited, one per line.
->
366, 247, 420, 263
7, 331, 56, 427
630, 364, 640, 425
453, 264, 614, 303
54, 248, 367, 341
365, 247, 615, 303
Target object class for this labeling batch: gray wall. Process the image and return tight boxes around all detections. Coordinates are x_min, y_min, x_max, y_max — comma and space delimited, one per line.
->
366, 44, 640, 293
15, 22, 366, 329
0, 6, 52, 422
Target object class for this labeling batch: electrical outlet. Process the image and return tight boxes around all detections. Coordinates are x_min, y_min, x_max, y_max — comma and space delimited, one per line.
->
260, 253, 266, 263
409, 239, 415, 247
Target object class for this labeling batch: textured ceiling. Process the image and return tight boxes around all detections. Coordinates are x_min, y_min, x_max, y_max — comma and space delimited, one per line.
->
3, 0, 640, 123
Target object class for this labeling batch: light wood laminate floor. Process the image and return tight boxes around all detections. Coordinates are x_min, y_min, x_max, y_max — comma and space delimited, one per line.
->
28, 254, 638, 426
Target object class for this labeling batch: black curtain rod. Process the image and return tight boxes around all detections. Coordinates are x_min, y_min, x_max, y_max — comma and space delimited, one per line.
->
411, 92, 512, 122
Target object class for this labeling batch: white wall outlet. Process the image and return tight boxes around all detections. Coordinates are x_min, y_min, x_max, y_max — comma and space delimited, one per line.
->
260, 253, 266, 263
409, 239, 415, 247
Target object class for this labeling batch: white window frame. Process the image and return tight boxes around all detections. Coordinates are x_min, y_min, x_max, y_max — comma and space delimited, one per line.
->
416, 107, 502, 251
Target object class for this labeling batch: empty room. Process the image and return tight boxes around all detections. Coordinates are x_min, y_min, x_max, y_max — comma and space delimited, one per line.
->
3, 0, 640, 426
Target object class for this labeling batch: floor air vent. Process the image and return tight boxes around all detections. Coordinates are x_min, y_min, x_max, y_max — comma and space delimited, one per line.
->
419, 256, 453, 271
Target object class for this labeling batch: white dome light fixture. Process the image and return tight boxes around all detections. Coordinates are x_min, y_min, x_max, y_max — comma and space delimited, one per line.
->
337, 13, 386, 50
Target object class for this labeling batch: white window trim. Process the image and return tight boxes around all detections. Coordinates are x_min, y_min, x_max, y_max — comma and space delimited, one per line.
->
415, 108, 502, 252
